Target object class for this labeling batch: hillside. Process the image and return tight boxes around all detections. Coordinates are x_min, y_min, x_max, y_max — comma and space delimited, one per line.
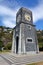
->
0, 26, 43, 51
37, 30, 43, 51
0, 26, 13, 50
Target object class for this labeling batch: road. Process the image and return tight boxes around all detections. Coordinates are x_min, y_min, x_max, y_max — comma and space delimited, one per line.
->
0, 52, 43, 65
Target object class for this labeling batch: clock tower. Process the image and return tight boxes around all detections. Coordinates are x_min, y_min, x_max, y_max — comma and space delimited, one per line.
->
16, 7, 33, 24
12, 7, 39, 54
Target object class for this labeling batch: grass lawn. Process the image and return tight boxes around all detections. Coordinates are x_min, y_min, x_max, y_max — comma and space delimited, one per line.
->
27, 63, 36, 65
0, 50, 11, 53
26, 61, 43, 65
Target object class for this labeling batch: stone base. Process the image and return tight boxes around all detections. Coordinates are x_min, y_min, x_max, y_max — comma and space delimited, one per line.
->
11, 51, 39, 57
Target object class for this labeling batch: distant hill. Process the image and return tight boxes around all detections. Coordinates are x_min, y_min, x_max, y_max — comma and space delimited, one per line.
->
0, 26, 43, 51
0, 26, 12, 45
37, 30, 43, 51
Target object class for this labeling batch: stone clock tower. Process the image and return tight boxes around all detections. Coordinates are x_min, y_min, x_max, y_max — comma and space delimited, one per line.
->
12, 7, 39, 54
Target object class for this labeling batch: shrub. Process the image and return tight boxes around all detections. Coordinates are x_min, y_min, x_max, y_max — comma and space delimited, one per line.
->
4, 42, 12, 50
0, 40, 3, 51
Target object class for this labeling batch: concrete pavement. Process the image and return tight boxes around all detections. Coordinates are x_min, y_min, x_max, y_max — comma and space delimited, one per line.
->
0, 56, 10, 65
0, 52, 43, 65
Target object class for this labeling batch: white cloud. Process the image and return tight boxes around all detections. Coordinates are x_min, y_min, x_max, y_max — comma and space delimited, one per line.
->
0, 5, 17, 18
0, 0, 20, 28
3, 19, 16, 28
0, 5, 19, 28
31, 0, 43, 23
0, 0, 43, 28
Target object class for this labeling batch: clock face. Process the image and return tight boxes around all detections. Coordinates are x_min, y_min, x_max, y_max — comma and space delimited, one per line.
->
25, 14, 31, 21
17, 15, 21, 22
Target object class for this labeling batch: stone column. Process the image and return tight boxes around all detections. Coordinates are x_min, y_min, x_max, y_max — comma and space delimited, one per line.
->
35, 28, 39, 53
11, 30, 15, 53
18, 25, 21, 54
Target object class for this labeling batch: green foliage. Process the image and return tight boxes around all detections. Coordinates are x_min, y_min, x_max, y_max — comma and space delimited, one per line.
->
39, 42, 43, 48
0, 26, 12, 50
27, 63, 36, 65
41, 30, 43, 36
0, 40, 3, 50
4, 42, 12, 50
38, 37, 43, 43
37, 30, 43, 51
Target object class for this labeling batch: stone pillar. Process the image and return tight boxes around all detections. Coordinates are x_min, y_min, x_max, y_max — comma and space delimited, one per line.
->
18, 25, 21, 54
11, 30, 15, 53
35, 28, 39, 53
23, 39, 26, 54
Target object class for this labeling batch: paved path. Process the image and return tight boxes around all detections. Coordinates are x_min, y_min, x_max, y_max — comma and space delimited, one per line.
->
0, 55, 10, 65
0, 52, 43, 65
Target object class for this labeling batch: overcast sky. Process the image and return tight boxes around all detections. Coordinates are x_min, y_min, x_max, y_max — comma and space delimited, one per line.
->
0, 0, 43, 30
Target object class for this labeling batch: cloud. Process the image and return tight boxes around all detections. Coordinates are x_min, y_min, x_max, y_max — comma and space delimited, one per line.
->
0, 0, 20, 28
3, 19, 16, 28
0, 0, 43, 28
0, 5, 19, 28
31, 0, 43, 23
0, 5, 17, 18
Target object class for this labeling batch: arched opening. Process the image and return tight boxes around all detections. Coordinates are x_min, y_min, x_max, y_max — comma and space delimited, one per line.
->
16, 36, 19, 54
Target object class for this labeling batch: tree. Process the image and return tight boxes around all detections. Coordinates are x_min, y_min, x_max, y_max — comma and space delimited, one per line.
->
4, 42, 12, 50
0, 40, 3, 51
